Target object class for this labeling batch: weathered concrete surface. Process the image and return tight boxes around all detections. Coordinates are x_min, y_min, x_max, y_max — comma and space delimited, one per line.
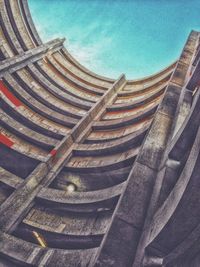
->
0, 38, 65, 77
1, 1, 200, 266
0, 75, 125, 243
93, 30, 199, 267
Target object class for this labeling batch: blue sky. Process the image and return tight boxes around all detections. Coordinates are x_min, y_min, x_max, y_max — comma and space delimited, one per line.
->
29, 0, 200, 79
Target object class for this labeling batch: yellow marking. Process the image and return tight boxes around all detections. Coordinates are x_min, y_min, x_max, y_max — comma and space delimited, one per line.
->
32, 231, 47, 248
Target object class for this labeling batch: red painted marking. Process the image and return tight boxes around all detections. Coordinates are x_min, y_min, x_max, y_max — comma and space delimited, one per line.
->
0, 133, 14, 147
50, 149, 57, 157
0, 80, 22, 107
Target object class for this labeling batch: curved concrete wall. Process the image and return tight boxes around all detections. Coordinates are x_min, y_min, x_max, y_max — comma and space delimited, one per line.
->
0, 1, 200, 267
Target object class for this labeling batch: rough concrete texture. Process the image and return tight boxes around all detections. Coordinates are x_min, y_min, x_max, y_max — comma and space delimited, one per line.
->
0, 1, 200, 267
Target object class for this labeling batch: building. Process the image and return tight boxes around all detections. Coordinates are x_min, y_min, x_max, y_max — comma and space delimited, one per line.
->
0, 1, 200, 266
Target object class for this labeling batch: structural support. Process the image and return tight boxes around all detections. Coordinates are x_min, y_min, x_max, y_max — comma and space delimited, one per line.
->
0, 38, 65, 77
0, 74, 126, 235
92, 30, 199, 267
1, 0, 200, 265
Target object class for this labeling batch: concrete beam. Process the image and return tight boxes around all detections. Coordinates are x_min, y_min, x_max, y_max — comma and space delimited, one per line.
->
0, 74, 126, 243
0, 38, 65, 78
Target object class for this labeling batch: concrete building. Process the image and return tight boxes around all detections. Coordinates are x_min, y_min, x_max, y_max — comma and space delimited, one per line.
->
0, 1, 200, 266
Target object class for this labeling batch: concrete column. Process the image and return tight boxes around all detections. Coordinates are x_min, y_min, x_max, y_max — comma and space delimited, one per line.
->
92, 30, 199, 267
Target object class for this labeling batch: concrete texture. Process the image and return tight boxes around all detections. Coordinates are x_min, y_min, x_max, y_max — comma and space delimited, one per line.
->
0, 1, 200, 267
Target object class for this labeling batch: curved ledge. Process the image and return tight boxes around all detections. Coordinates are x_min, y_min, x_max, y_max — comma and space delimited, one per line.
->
4, 75, 78, 128
47, 55, 106, 95
74, 128, 146, 156
0, 231, 97, 266
0, 109, 58, 150
86, 119, 151, 143
147, 125, 200, 257
0, 167, 23, 188
127, 61, 176, 84
52, 52, 111, 90
0, 96, 65, 140
61, 47, 176, 84
61, 47, 115, 83
93, 108, 155, 130
18, 0, 42, 46
65, 147, 138, 172
15, 69, 85, 119
27, 64, 92, 110
38, 182, 124, 206
108, 85, 166, 111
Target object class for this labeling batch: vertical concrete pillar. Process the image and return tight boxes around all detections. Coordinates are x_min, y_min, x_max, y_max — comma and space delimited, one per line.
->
92, 30, 199, 267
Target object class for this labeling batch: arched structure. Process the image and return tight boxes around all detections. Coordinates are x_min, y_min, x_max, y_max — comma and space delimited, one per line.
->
0, 1, 200, 266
